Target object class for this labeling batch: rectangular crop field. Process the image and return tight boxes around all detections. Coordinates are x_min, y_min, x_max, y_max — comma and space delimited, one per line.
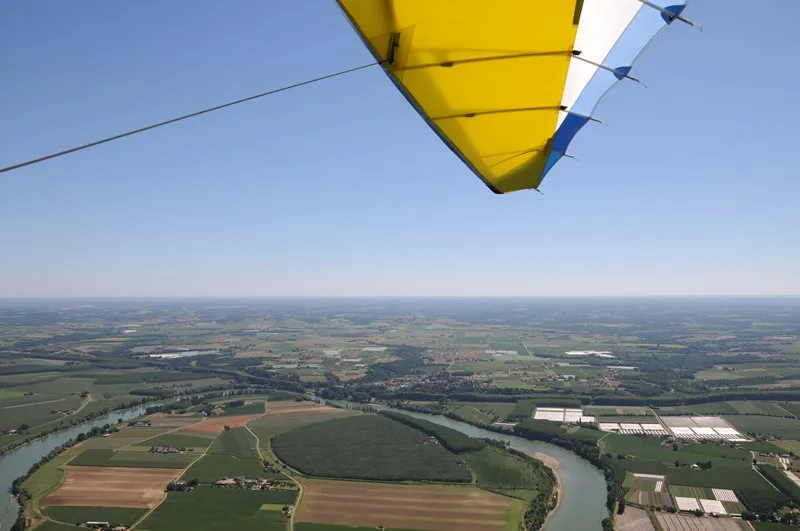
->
218, 402, 265, 416
138, 485, 296, 531
775, 440, 800, 454
248, 409, 359, 444
69, 449, 195, 468
137, 432, 213, 450
43, 466, 180, 508
669, 485, 713, 498
297, 478, 525, 531
181, 454, 265, 483
724, 415, 800, 439
44, 506, 145, 526
209, 427, 258, 459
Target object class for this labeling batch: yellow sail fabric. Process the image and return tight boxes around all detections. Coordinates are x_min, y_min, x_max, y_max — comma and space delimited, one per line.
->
337, 0, 581, 194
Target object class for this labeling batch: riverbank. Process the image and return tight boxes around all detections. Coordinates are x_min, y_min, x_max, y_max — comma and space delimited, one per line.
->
317, 399, 608, 530
533, 452, 563, 530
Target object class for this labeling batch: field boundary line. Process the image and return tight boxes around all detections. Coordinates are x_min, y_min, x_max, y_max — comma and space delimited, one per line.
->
116, 415, 208, 453
128, 424, 214, 531
1, 398, 67, 409
245, 416, 301, 531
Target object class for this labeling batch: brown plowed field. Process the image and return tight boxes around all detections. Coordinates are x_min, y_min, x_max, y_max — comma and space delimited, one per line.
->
187, 414, 263, 434
267, 401, 337, 417
44, 467, 180, 508
297, 479, 521, 531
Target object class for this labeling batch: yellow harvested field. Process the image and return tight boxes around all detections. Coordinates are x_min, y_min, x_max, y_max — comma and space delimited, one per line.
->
297, 479, 523, 531
44, 466, 180, 508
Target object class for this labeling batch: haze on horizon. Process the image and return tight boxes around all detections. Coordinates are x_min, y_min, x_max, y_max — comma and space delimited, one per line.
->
1, 1, 798, 299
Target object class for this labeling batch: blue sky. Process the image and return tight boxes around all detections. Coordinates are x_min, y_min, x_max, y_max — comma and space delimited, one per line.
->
1, 1, 797, 297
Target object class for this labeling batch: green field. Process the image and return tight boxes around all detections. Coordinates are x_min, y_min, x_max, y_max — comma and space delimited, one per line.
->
775, 440, 800, 455
452, 401, 516, 418
463, 445, 553, 493
602, 434, 751, 468
69, 448, 195, 468
0, 396, 84, 432
451, 405, 493, 424
182, 454, 265, 482
611, 461, 766, 490
44, 506, 145, 526
138, 433, 212, 451
742, 441, 787, 454
725, 415, 800, 439
209, 427, 259, 459
138, 485, 295, 531
668, 485, 713, 498
509, 399, 535, 419
218, 403, 265, 416
248, 410, 358, 444
272, 414, 471, 482
33, 521, 80, 531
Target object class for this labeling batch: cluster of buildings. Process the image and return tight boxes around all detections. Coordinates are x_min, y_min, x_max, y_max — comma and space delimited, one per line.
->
213, 476, 296, 492
149, 445, 192, 454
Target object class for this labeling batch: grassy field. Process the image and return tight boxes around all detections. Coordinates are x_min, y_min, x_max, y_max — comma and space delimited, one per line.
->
181, 454, 265, 483
452, 401, 516, 418
463, 445, 553, 494
451, 405, 494, 424
32, 521, 80, 531
44, 506, 145, 526
248, 409, 358, 444
0, 396, 84, 432
137, 433, 212, 450
272, 414, 471, 482
69, 449, 195, 468
775, 440, 800, 454
209, 427, 259, 459
668, 485, 713, 498
742, 441, 787, 454
611, 461, 766, 490
602, 434, 751, 468
724, 415, 800, 439
509, 399, 535, 419
218, 403, 265, 416
138, 485, 296, 531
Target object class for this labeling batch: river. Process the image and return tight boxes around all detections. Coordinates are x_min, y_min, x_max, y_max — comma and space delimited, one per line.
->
325, 400, 609, 531
1, 399, 609, 531
0, 403, 159, 531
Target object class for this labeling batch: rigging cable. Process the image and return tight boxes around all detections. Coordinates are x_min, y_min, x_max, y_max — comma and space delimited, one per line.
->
0, 60, 384, 175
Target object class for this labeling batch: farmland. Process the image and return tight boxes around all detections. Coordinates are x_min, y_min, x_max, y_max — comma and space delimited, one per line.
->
272, 414, 472, 482
209, 427, 259, 459
655, 513, 745, 530
44, 466, 180, 507
137, 485, 297, 531
68, 448, 196, 468
181, 454, 265, 483
4, 298, 800, 530
44, 506, 145, 526
296, 478, 525, 531
248, 408, 358, 443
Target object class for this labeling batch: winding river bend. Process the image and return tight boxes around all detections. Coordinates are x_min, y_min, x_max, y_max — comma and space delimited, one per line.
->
326, 401, 609, 531
0, 399, 608, 531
